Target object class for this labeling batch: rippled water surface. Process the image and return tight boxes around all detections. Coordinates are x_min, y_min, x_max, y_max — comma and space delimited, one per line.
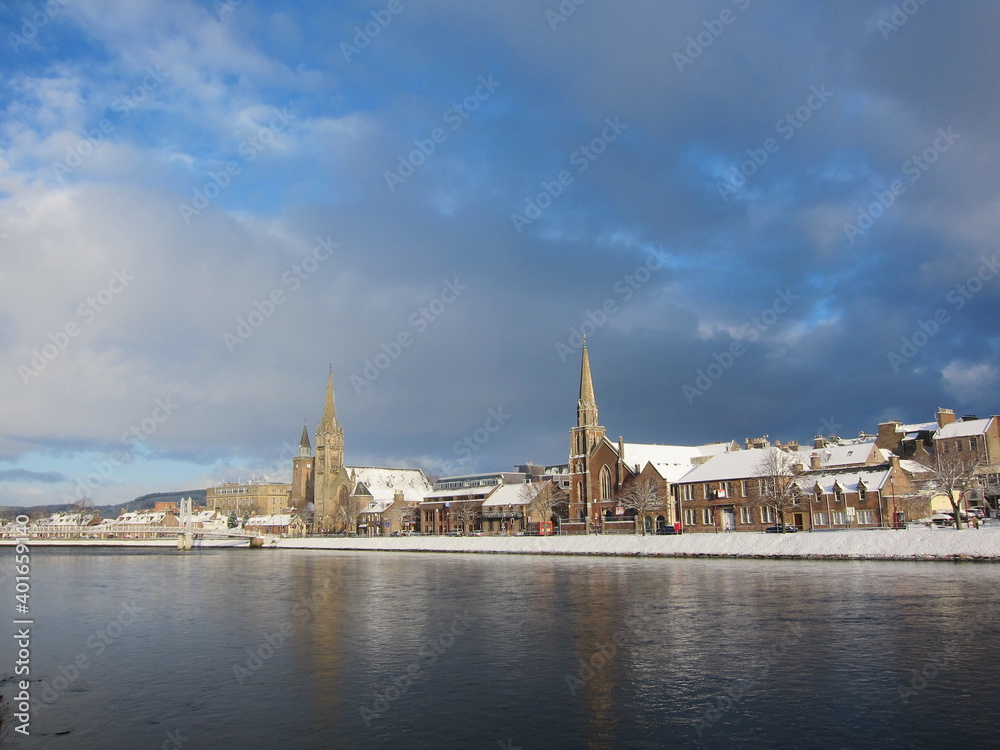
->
9, 549, 1000, 749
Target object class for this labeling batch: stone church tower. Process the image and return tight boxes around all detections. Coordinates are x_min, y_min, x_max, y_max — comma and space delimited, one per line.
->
312, 370, 353, 532
569, 343, 607, 532
290, 422, 314, 511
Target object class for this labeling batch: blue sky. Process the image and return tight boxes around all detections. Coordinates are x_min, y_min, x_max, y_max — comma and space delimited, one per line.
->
3, 0, 1000, 508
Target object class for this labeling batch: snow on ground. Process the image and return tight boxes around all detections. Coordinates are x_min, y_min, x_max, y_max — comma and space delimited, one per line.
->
276, 525, 1000, 560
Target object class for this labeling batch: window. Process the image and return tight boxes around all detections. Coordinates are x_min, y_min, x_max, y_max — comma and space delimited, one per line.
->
684, 509, 697, 526
970, 437, 979, 452
600, 467, 613, 502
943, 441, 950, 453
958, 440, 964, 452
857, 510, 875, 524
760, 507, 776, 524
740, 506, 754, 524
834, 487, 844, 503
833, 511, 847, 525
815, 490, 823, 504
859, 487, 867, 502
682, 485, 694, 502
741, 480, 749, 497
702, 508, 715, 525
813, 512, 828, 526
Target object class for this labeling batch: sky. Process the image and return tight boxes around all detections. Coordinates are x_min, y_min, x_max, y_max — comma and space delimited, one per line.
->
2, 0, 1000, 509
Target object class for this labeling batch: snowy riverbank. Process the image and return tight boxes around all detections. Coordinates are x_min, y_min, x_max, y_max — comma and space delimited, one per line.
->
275, 526, 1000, 561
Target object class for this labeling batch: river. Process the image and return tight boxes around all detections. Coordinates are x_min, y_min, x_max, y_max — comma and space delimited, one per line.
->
7, 548, 1000, 749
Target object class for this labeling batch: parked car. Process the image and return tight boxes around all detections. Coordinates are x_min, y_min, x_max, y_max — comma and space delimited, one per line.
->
656, 526, 682, 535
469, 530, 484, 537
765, 524, 798, 533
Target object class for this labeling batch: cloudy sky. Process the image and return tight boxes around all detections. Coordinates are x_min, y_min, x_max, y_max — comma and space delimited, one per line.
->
2, 0, 999, 508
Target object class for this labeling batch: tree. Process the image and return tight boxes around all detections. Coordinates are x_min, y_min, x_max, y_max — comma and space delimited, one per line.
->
523, 481, 557, 532
451, 499, 480, 533
923, 449, 984, 530
71, 496, 96, 528
227, 510, 238, 529
396, 503, 420, 533
751, 449, 804, 532
336, 493, 366, 534
620, 477, 664, 535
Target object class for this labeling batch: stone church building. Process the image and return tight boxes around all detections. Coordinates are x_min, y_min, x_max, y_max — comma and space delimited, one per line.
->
291, 371, 432, 532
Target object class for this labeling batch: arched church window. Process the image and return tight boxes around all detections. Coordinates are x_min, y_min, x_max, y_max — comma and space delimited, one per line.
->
600, 466, 613, 502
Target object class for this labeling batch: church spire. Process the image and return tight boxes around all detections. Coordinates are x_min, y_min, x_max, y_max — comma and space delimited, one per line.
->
298, 421, 311, 457
578, 340, 598, 427
320, 368, 338, 433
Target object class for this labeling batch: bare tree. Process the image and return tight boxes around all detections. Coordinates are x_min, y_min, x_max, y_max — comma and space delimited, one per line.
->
923, 450, 984, 530
620, 477, 664, 535
451, 500, 480, 533
336, 493, 366, 534
387, 502, 420, 534
70, 497, 96, 531
751, 449, 804, 532
519, 481, 551, 532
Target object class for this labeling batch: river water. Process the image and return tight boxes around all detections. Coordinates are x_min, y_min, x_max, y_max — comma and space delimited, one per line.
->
6, 549, 1000, 749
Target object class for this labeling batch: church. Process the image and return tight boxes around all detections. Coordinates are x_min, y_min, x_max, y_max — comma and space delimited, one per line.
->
567, 344, 734, 534
291, 370, 432, 533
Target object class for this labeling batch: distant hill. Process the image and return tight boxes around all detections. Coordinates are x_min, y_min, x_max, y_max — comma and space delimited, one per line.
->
0, 489, 207, 520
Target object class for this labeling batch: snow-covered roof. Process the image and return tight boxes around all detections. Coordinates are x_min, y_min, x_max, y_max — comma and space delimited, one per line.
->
899, 459, 932, 476
38, 512, 99, 526
622, 442, 735, 482
115, 511, 172, 524
360, 498, 396, 515
646, 464, 690, 482
424, 485, 498, 500
348, 466, 433, 503
935, 417, 994, 439
481, 483, 542, 507
899, 421, 937, 437
676, 447, 786, 483
245, 514, 301, 527
792, 466, 892, 495
621, 442, 721, 470
798, 440, 878, 468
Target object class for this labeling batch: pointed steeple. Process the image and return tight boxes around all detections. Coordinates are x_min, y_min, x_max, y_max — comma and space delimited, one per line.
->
298, 421, 311, 457
578, 341, 598, 428
320, 367, 338, 433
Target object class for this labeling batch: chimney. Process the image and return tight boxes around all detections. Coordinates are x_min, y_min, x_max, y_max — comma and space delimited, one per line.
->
792, 461, 805, 475
937, 408, 956, 428
813, 435, 826, 449
810, 453, 822, 470
889, 454, 900, 469
876, 421, 903, 451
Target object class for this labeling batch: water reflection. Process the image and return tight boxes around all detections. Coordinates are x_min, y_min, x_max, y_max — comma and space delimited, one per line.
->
14, 550, 1000, 750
